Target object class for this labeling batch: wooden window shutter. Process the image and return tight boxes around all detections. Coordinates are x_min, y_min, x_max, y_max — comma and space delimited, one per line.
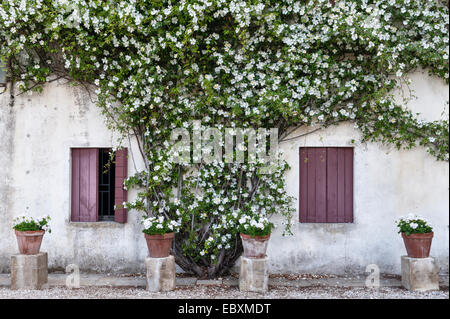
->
299, 147, 353, 223
71, 149, 99, 222
114, 148, 128, 223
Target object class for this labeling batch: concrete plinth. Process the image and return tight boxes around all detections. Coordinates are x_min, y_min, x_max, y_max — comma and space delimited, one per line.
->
239, 256, 268, 293
11, 252, 48, 290
401, 256, 439, 291
145, 255, 176, 292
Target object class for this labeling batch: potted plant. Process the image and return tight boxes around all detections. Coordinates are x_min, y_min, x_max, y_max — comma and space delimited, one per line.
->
142, 216, 180, 258
238, 214, 274, 258
12, 215, 51, 255
397, 214, 433, 258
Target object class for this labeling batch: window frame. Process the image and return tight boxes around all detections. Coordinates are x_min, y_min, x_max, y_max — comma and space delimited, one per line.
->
98, 148, 116, 221
70, 147, 127, 224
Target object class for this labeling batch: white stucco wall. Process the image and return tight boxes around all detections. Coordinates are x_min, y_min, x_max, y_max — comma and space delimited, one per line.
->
0, 72, 448, 275
270, 70, 449, 275
0, 82, 148, 273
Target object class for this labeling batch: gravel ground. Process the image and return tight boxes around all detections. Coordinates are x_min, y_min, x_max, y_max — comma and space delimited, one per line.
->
0, 285, 448, 299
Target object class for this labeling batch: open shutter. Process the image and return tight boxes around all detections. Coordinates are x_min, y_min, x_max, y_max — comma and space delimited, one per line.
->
71, 148, 99, 222
114, 148, 128, 223
299, 147, 353, 223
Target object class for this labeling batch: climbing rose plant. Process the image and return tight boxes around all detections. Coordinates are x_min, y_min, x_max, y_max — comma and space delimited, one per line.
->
0, 0, 448, 277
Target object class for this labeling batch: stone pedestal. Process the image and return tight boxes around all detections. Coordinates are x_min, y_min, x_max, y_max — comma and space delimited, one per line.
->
401, 256, 439, 291
11, 252, 48, 290
145, 255, 176, 292
239, 256, 268, 293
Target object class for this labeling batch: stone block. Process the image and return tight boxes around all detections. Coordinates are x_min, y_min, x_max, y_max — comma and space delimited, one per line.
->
176, 277, 197, 286
11, 252, 48, 290
145, 255, 176, 292
197, 279, 223, 285
239, 256, 268, 293
401, 255, 439, 291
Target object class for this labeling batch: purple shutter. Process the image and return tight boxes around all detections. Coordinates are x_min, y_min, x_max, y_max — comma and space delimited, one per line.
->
71, 149, 99, 222
114, 148, 128, 223
299, 147, 353, 223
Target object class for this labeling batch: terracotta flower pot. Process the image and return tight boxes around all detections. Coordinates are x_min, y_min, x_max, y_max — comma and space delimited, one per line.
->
144, 232, 174, 258
402, 232, 433, 258
15, 230, 45, 255
240, 233, 270, 258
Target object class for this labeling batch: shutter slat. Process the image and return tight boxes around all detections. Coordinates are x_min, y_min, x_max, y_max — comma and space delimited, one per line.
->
114, 148, 128, 223
326, 148, 338, 223
88, 149, 99, 221
337, 148, 346, 222
299, 148, 308, 222
344, 148, 354, 222
79, 149, 89, 219
306, 148, 317, 222
315, 148, 327, 223
71, 150, 80, 222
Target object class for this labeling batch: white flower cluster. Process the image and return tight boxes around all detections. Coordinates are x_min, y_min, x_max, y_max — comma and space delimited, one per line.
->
142, 215, 180, 232
12, 215, 51, 232
239, 214, 272, 231
397, 214, 432, 229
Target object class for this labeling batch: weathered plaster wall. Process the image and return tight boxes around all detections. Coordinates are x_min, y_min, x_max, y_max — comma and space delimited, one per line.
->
270, 70, 449, 275
0, 81, 147, 273
0, 86, 15, 272
0, 71, 448, 275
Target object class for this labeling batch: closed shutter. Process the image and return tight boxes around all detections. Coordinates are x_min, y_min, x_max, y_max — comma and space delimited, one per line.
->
299, 147, 353, 223
71, 148, 99, 222
114, 148, 128, 223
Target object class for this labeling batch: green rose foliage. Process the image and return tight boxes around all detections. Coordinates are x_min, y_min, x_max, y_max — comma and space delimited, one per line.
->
1, 0, 448, 277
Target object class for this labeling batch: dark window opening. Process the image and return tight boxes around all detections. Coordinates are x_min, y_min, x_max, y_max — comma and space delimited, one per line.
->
98, 148, 115, 221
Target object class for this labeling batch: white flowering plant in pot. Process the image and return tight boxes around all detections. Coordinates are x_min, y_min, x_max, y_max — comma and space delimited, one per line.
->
142, 215, 181, 258
396, 214, 434, 258
238, 213, 274, 258
12, 215, 51, 233
12, 215, 51, 255
238, 214, 274, 238
141, 216, 181, 236
396, 214, 433, 236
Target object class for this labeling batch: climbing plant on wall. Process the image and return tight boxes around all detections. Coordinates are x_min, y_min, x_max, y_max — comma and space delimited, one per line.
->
0, 0, 448, 278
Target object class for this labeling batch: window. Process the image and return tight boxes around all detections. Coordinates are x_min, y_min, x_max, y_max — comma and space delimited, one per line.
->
299, 147, 353, 223
71, 148, 128, 223
99, 149, 115, 221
